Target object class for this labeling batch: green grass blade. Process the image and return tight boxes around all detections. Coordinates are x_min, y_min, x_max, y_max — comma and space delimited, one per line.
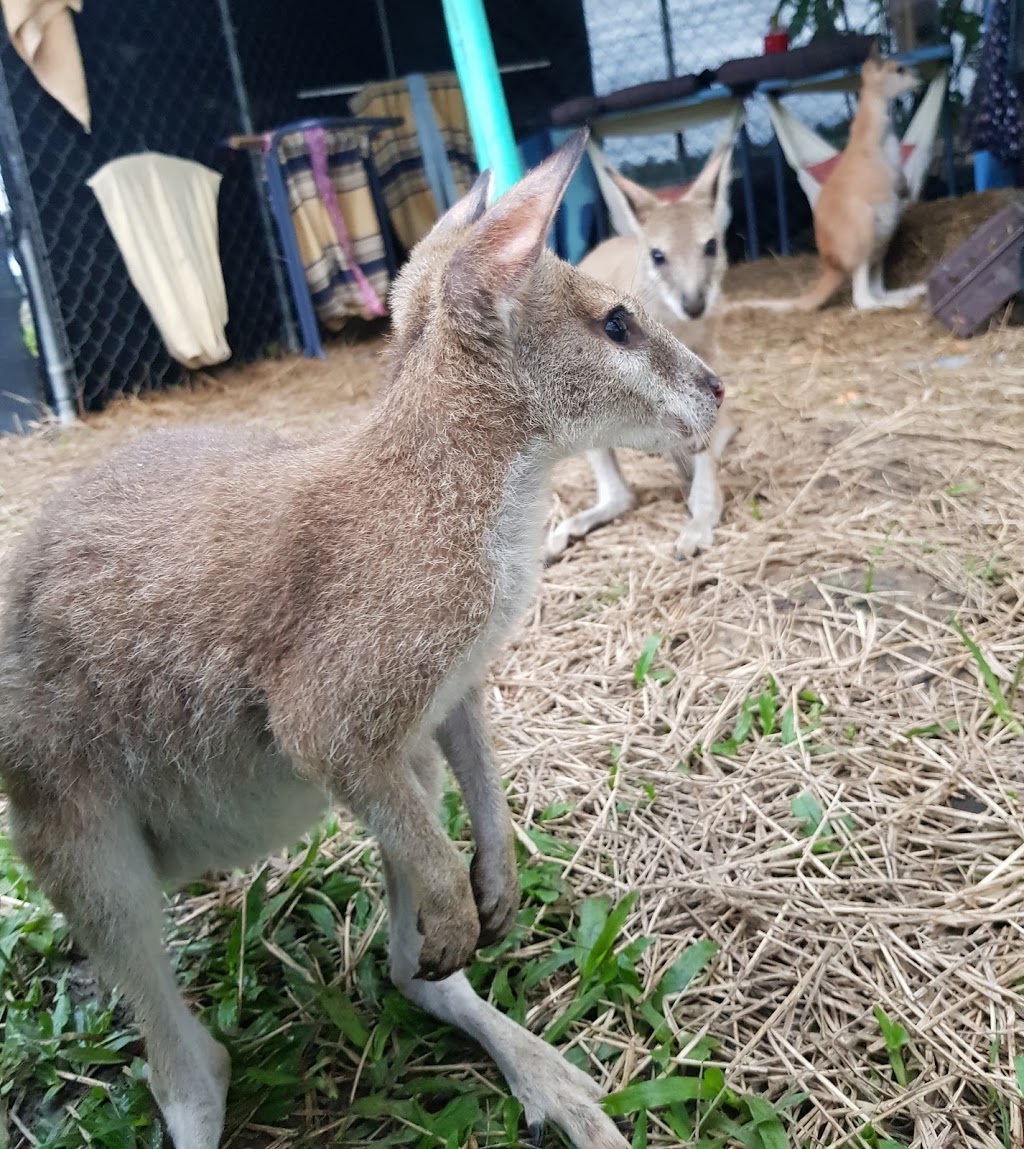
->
603, 1074, 718, 1116
951, 619, 1023, 733
633, 634, 662, 686
652, 939, 719, 1004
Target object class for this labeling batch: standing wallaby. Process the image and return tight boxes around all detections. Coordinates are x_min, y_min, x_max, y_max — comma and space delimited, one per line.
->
0, 131, 722, 1149
546, 145, 736, 562
735, 50, 925, 313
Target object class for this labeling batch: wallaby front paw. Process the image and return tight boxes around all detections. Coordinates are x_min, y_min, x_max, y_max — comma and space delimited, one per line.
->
470, 841, 519, 947
415, 864, 480, 980
674, 519, 714, 560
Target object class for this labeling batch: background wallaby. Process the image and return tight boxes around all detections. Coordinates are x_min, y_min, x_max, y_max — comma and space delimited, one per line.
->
734, 50, 925, 313
0, 131, 722, 1149
546, 145, 736, 561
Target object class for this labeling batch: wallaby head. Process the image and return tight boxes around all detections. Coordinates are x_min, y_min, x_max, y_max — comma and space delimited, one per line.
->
603, 146, 732, 324
387, 128, 722, 459
861, 46, 920, 100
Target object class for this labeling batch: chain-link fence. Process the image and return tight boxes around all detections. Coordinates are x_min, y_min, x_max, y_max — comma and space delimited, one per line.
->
0, 0, 984, 416
583, 0, 981, 170
0, 0, 595, 415
0, 0, 292, 413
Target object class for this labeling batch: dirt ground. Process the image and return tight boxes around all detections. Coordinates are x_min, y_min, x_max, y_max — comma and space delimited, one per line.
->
1, 194, 1023, 1147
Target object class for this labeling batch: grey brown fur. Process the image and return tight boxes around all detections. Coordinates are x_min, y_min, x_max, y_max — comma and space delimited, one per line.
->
0, 131, 721, 1149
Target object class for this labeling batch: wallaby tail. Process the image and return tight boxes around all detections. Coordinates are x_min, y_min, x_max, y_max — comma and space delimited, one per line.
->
730, 263, 846, 313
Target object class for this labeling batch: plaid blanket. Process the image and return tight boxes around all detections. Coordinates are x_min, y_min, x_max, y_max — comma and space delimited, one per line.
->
349, 72, 477, 254
274, 126, 390, 329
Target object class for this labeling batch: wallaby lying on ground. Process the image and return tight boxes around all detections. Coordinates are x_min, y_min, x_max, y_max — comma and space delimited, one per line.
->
546, 145, 736, 562
0, 130, 722, 1149
735, 49, 925, 313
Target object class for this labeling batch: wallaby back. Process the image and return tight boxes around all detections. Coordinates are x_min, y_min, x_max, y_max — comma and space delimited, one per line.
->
0, 130, 721, 830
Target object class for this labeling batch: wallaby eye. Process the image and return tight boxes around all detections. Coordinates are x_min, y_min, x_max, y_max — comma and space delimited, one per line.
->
604, 308, 629, 345
650, 249, 666, 266
704, 238, 718, 258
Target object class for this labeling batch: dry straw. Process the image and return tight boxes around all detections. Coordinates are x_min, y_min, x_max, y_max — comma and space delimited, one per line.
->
1, 192, 1022, 1147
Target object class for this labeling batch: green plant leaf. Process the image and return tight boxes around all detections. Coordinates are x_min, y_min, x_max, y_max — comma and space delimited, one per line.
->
951, 619, 1023, 733
575, 897, 609, 967
632, 1108, 648, 1149
580, 892, 638, 982
59, 1044, 127, 1066
633, 634, 662, 686
603, 1074, 718, 1115
873, 1005, 908, 1052
652, 939, 719, 1003
791, 792, 824, 835
320, 987, 370, 1048
758, 687, 777, 736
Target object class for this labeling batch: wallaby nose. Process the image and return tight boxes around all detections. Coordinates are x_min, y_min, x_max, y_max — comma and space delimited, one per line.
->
704, 373, 724, 408
682, 293, 706, 320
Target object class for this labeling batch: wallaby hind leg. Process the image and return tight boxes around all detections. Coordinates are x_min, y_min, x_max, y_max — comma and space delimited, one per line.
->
854, 263, 926, 310
11, 801, 230, 1149
383, 850, 628, 1149
545, 448, 637, 562
671, 415, 735, 559
869, 261, 885, 297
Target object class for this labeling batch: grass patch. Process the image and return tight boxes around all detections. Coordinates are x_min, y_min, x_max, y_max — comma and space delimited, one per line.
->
0, 804, 793, 1148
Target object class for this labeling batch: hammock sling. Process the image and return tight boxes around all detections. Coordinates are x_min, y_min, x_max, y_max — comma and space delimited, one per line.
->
764, 68, 948, 210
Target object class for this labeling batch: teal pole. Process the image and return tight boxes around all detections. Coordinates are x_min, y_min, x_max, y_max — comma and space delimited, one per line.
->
441, 0, 522, 195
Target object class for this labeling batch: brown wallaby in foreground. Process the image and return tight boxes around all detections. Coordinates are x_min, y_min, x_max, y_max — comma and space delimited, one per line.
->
735, 49, 925, 313
0, 130, 722, 1149
546, 144, 735, 562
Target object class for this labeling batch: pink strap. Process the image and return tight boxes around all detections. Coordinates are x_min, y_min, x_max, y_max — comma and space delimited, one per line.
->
305, 127, 387, 318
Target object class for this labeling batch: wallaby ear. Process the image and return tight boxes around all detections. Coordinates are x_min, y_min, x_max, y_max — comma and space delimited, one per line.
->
445, 128, 588, 305
428, 169, 494, 240
684, 145, 729, 207
606, 167, 661, 225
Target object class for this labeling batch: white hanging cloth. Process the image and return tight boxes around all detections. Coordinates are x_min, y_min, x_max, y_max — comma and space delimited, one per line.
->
1, 0, 90, 131
88, 153, 230, 369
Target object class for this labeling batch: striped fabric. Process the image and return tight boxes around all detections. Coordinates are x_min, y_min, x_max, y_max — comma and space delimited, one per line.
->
274, 126, 390, 329
349, 72, 477, 254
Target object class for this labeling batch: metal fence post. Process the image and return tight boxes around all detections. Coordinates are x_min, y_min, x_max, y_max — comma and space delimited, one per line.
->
0, 55, 77, 425
441, 0, 522, 195
216, 0, 300, 356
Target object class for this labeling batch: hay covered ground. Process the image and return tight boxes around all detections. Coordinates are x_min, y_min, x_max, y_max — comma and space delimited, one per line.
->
1, 192, 1023, 1149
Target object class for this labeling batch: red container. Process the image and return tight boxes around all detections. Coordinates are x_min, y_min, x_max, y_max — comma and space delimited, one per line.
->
764, 29, 789, 53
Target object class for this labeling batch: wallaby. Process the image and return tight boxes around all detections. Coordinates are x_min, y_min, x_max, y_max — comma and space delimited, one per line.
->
546, 145, 736, 561
735, 49, 926, 313
0, 130, 722, 1149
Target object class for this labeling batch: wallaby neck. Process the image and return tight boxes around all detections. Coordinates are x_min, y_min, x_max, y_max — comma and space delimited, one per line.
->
849, 86, 891, 150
